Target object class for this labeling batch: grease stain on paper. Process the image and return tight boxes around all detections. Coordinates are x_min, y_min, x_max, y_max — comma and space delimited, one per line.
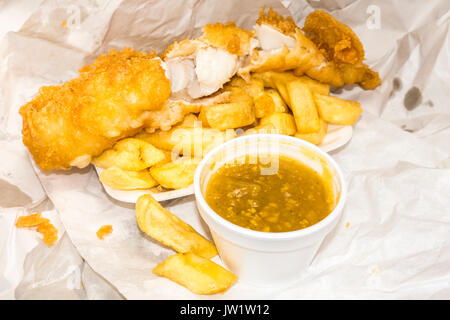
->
401, 125, 415, 133
403, 86, 422, 111
388, 77, 402, 98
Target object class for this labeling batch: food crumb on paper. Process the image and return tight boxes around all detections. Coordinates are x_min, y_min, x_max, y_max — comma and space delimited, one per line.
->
16, 212, 58, 247
97, 225, 113, 240
345, 222, 350, 228
371, 265, 381, 275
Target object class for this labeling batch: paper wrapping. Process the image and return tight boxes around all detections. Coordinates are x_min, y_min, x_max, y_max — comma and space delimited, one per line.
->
0, 0, 449, 299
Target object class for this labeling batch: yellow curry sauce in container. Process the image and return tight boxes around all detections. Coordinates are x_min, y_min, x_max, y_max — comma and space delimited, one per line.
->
194, 134, 346, 287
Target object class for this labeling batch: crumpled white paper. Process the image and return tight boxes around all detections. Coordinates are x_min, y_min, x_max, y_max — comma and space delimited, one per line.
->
1, 0, 449, 299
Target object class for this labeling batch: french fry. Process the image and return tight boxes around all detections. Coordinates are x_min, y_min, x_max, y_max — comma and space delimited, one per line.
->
252, 72, 323, 133
295, 118, 328, 145
135, 130, 181, 151
178, 113, 198, 128
253, 89, 288, 118
295, 75, 330, 95
273, 80, 291, 105
136, 194, 217, 259
252, 71, 329, 96
197, 109, 210, 127
153, 252, 237, 295
157, 150, 174, 165
92, 138, 166, 171
258, 73, 291, 104
259, 112, 297, 136
136, 127, 235, 158
228, 76, 248, 88
251, 70, 278, 87
313, 93, 362, 125
99, 167, 157, 190
245, 123, 277, 135
229, 77, 265, 99
266, 89, 289, 113
199, 86, 256, 130
150, 157, 201, 189
286, 81, 321, 133
201, 101, 255, 130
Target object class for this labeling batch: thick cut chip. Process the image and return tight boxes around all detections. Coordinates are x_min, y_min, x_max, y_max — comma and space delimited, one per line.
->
178, 113, 198, 128
153, 252, 237, 295
137, 127, 234, 158
136, 195, 217, 259
229, 77, 265, 99
252, 72, 323, 133
200, 86, 255, 130
295, 118, 328, 145
253, 89, 288, 118
286, 81, 320, 133
313, 93, 362, 125
295, 76, 330, 95
99, 167, 157, 190
267, 89, 289, 113
92, 138, 165, 171
150, 157, 201, 189
253, 71, 329, 96
201, 101, 255, 130
259, 112, 296, 135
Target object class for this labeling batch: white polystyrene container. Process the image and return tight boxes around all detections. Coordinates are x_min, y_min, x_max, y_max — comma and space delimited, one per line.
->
194, 134, 347, 287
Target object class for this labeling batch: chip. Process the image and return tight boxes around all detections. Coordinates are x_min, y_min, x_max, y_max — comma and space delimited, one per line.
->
153, 252, 237, 295
259, 112, 297, 135
136, 194, 217, 259
313, 93, 363, 125
295, 118, 328, 145
150, 157, 201, 189
92, 138, 166, 171
99, 167, 158, 190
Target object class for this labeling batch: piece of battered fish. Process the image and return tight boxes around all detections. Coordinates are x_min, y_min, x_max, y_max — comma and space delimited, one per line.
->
297, 10, 381, 90
238, 7, 324, 79
162, 22, 256, 99
20, 47, 171, 170
239, 8, 380, 90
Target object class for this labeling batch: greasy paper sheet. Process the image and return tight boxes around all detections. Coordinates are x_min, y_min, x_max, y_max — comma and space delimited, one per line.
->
1, 0, 450, 299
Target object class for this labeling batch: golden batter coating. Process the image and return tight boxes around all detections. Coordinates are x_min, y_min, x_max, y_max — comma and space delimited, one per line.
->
256, 6, 297, 37
201, 22, 255, 56
20, 47, 171, 170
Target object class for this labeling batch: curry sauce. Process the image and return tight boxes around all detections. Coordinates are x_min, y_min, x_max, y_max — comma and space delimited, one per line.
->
205, 155, 332, 232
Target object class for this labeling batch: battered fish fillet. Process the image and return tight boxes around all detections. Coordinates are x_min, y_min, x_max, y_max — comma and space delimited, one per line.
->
20, 47, 171, 170
161, 22, 256, 99
297, 10, 381, 89
238, 7, 324, 78
239, 8, 380, 90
